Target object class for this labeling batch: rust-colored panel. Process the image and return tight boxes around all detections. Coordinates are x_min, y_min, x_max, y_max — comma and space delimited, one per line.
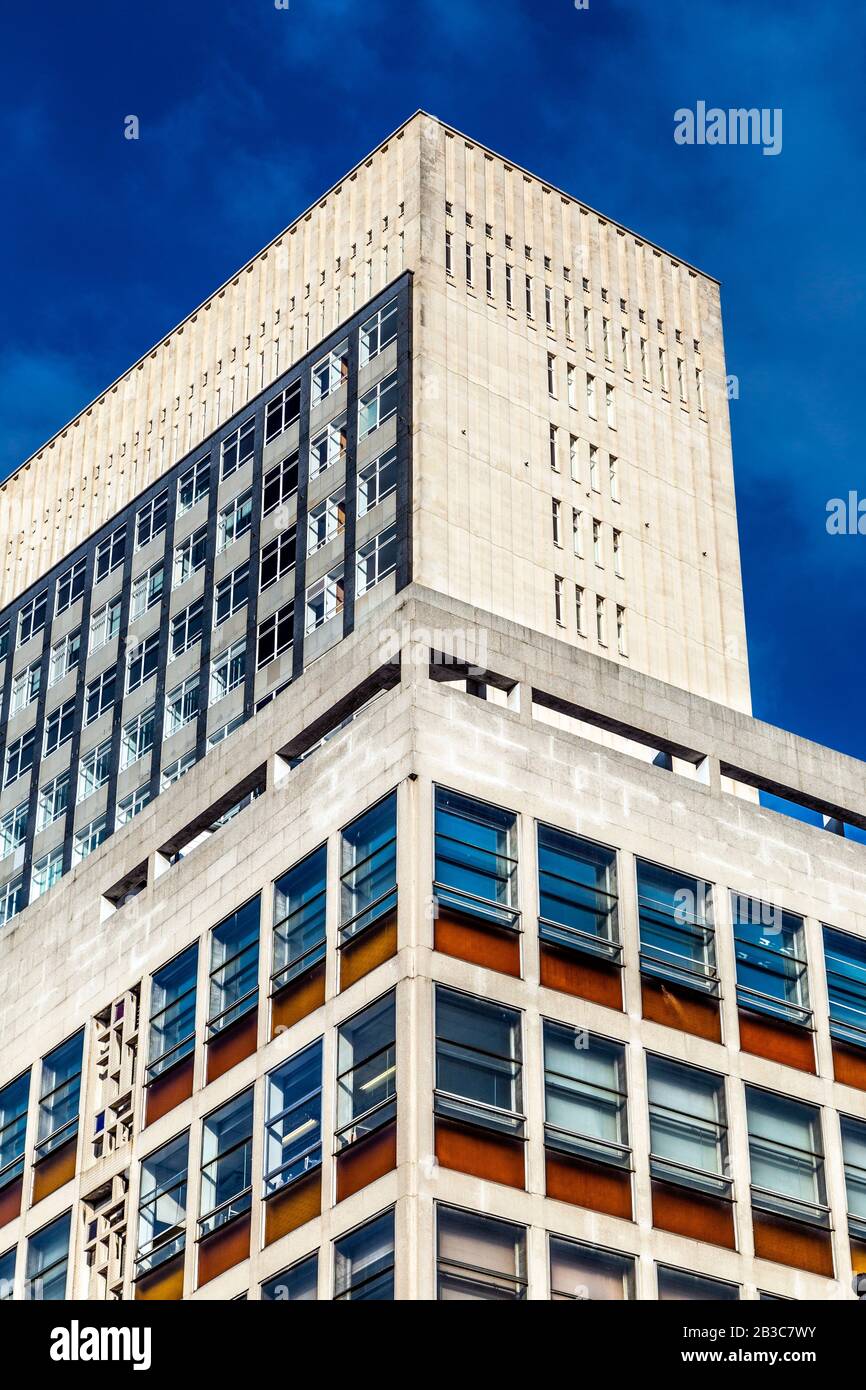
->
340, 910, 397, 991
271, 963, 326, 1039
335, 1120, 397, 1203
435, 1118, 525, 1190
651, 1179, 736, 1249
0, 1177, 22, 1230
641, 977, 722, 1043
545, 1150, 632, 1219
134, 1252, 185, 1301
752, 1211, 834, 1277
264, 1169, 322, 1246
738, 1010, 815, 1074
144, 1055, 195, 1128
434, 907, 521, 979
832, 1041, 866, 1092
851, 1239, 866, 1275
197, 1213, 251, 1287
540, 943, 623, 1010
206, 1008, 258, 1085
32, 1138, 77, 1206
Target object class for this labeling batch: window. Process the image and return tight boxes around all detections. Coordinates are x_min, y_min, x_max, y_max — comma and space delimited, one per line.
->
147, 945, 197, 1082
657, 1265, 738, 1301
90, 595, 121, 650
356, 523, 397, 595
5, 728, 36, 786
505, 263, 513, 308
336, 992, 396, 1149
586, 374, 596, 418
636, 860, 717, 995
48, 631, 80, 688
547, 353, 556, 396
360, 298, 398, 366
603, 316, 611, 360
32, 848, 63, 899
45, 698, 76, 751
823, 925, 866, 1048
554, 574, 564, 625
647, 1055, 730, 1197
549, 424, 558, 471
10, 660, 41, 714
173, 525, 207, 588
0, 1071, 29, 1192
256, 602, 294, 670
621, 325, 630, 372
583, 305, 592, 351
170, 599, 204, 658
0, 802, 28, 860
605, 382, 616, 427
266, 382, 301, 445
135, 1132, 188, 1280
272, 845, 327, 991
260, 527, 296, 591
435, 986, 523, 1136
564, 294, 572, 337
162, 752, 196, 788
524, 274, 533, 318
305, 567, 344, 632
125, 633, 159, 693
74, 815, 107, 863
263, 451, 299, 515
199, 1089, 254, 1237
545, 284, 554, 330
658, 345, 667, 392
571, 508, 583, 559
340, 792, 397, 944
357, 445, 397, 516
544, 1021, 629, 1168
842, 1114, 866, 1240
0, 877, 23, 925
333, 1209, 394, 1301
0, 1248, 12, 1300
264, 1039, 323, 1196
0, 623, 8, 663
135, 491, 168, 549
434, 786, 517, 929
550, 1237, 634, 1300
609, 454, 620, 501
465, 240, 473, 285
640, 337, 649, 381
616, 604, 627, 655
164, 675, 200, 737
309, 419, 347, 477
696, 366, 705, 411
589, 444, 599, 491
36, 1031, 83, 1160
261, 1253, 318, 1301
550, 497, 562, 549
311, 340, 349, 405
37, 772, 69, 831
613, 529, 623, 576
218, 490, 252, 552
485, 252, 493, 296
677, 356, 686, 401
437, 1206, 526, 1300
307, 489, 346, 555
731, 894, 810, 1026
537, 823, 619, 962
116, 785, 150, 827
209, 639, 246, 704
56, 558, 86, 615
77, 739, 112, 802
121, 707, 155, 769
569, 433, 578, 481
25, 1212, 71, 1301
592, 518, 602, 566
207, 716, 244, 750
213, 564, 249, 627
746, 1087, 828, 1226
220, 418, 255, 480
17, 591, 48, 648
207, 897, 259, 1037
575, 584, 585, 634
566, 362, 576, 408
177, 456, 209, 514
358, 372, 398, 437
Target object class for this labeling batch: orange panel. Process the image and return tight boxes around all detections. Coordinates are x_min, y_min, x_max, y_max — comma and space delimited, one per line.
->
335, 1120, 397, 1203
851, 1239, 866, 1275
641, 977, 722, 1042
340, 911, 398, 991
206, 1008, 258, 1085
197, 1213, 251, 1287
32, 1138, 77, 1206
832, 1041, 866, 1092
738, 1010, 815, 1074
271, 963, 326, 1038
540, 943, 623, 1010
0, 1177, 22, 1230
651, 1178, 736, 1249
434, 907, 521, 979
264, 1169, 322, 1246
144, 1055, 195, 1128
134, 1252, 185, 1301
752, 1211, 834, 1277
435, 1118, 525, 1189
545, 1150, 632, 1220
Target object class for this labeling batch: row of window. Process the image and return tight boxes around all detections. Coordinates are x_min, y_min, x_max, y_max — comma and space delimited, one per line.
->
554, 579, 627, 652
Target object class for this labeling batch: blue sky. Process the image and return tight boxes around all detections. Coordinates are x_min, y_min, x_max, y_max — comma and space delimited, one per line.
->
1, 0, 864, 762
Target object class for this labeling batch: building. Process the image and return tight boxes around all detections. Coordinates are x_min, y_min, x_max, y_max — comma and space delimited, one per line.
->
0, 113, 864, 1303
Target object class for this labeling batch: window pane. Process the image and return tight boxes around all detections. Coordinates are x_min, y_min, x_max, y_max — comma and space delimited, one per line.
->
334, 1209, 394, 1300
823, 925, 866, 1048
26, 1212, 71, 1300
200, 1090, 254, 1235
336, 993, 396, 1145
136, 1132, 188, 1278
434, 787, 517, 928
647, 1055, 729, 1195
0, 1071, 29, 1188
37, 1032, 83, 1158
543, 1022, 628, 1166
731, 894, 809, 1024
340, 792, 397, 940
657, 1264, 738, 1301
264, 1039, 322, 1194
208, 898, 260, 1034
435, 986, 522, 1134
272, 845, 327, 988
261, 1252, 318, 1301
637, 860, 716, 994
148, 945, 197, 1080
437, 1206, 526, 1300
549, 1237, 634, 1300
537, 824, 619, 959
746, 1087, 826, 1219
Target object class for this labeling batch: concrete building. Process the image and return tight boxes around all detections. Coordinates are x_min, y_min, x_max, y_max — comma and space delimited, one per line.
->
0, 114, 864, 1303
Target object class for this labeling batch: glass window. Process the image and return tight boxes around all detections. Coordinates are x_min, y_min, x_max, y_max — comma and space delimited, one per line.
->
537, 823, 619, 962
25, 1211, 71, 1300
359, 298, 398, 366
357, 446, 397, 516
0, 1247, 14, 1300
264, 1039, 322, 1196
32, 848, 64, 900
356, 524, 397, 595
636, 859, 717, 995
162, 751, 196, 788
207, 898, 260, 1036
259, 527, 296, 591
173, 524, 208, 588
543, 1021, 629, 1168
178, 456, 210, 514
842, 1114, 866, 1240
135, 1131, 188, 1280
90, 594, 122, 650
0, 802, 28, 860
218, 490, 252, 552
358, 372, 398, 437
0, 1070, 29, 1191
126, 633, 159, 693
121, 707, 155, 769
84, 668, 115, 721
73, 814, 107, 863
731, 893, 810, 1026
49, 629, 81, 685
437, 1206, 526, 1300
147, 944, 197, 1082
823, 925, 866, 1049
272, 845, 327, 991
0, 622, 7, 663
434, 786, 518, 929
45, 698, 77, 751
116, 785, 150, 827
304, 567, 344, 631
164, 675, 200, 738
130, 562, 164, 620
220, 419, 255, 480
209, 639, 246, 704
307, 489, 346, 555
435, 986, 523, 1136
261, 1252, 317, 1301
95, 526, 126, 582
10, 660, 41, 714
262, 451, 299, 514
746, 1086, 828, 1226
0, 877, 24, 926
647, 1055, 730, 1197
17, 591, 48, 646
170, 599, 204, 658
657, 1265, 739, 1301
336, 993, 396, 1149
265, 382, 301, 445
339, 791, 397, 943
4, 728, 36, 787
37, 771, 69, 831
333, 1209, 394, 1300
309, 419, 346, 478
199, 1090, 254, 1237
135, 491, 168, 549
549, 1237, 634, 1300
214, 565, 249, 626
36, 1031, 83, 1160
311, 339, 348, 404
256, 602, 294, 670
77, 739, 113, 802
